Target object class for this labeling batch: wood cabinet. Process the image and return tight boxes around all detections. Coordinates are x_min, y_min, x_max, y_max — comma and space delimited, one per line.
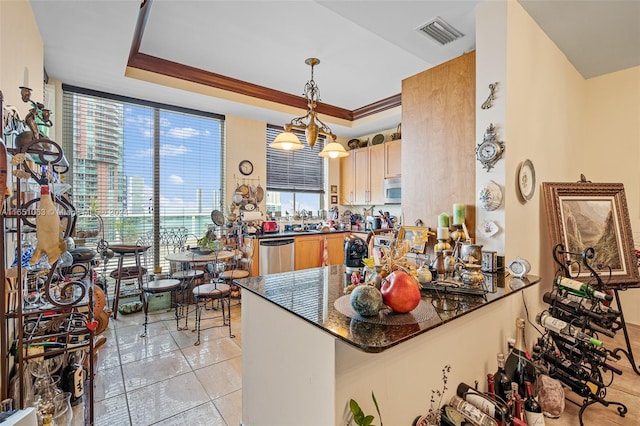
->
340, 142, 392, 206
384, 139, 401, 178
401, 51, 476, 236
295, 235, 323, 270
294, 232, 346, 270
368, 143, 385, 204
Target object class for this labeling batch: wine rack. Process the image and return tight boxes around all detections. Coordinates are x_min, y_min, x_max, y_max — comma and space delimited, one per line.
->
533, 243, 628, 425
0, 90, 95, 423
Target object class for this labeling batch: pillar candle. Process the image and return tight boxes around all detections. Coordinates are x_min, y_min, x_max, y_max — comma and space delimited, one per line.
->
437, 213, 450, 228
452, 203, 466, 226
437, 227, 450, 240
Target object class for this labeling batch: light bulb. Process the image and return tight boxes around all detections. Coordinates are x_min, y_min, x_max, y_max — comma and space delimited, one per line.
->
328, 151, 339, 159
281, 142, 293, 150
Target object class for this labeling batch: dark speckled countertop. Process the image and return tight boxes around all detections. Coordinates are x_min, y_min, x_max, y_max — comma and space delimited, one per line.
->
254, 230, 351, 239
234, 265, 540, 353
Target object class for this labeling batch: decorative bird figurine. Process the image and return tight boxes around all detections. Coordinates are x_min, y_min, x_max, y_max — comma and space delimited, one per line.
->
30, 182, 66, 265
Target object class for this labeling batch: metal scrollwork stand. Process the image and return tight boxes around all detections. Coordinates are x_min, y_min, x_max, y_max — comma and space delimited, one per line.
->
551, 243, 629, 425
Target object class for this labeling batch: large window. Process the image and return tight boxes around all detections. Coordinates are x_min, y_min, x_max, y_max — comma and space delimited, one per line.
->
62, 86, 225, 270
265, 125, 326, 218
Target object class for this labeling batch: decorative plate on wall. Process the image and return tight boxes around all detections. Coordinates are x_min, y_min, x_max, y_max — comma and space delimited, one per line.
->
478, 180, 503, 211
516, 159, 536, 202
372, 134, 385, 145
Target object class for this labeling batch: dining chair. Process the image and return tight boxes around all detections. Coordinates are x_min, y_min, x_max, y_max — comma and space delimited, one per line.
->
192, 266, 233, 345
218, 238, 255, 298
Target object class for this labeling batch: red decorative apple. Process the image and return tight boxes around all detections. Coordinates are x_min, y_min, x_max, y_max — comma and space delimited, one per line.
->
380, 270, 421, 313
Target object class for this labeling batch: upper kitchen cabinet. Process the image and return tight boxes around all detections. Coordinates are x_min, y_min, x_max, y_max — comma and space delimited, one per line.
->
384, 139, 401, 178
340, 147, 366, 204
340, 141, 397, 206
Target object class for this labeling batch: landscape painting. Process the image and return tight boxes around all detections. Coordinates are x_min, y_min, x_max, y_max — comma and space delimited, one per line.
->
543, 182, 639, 287
559, 197, 621, 271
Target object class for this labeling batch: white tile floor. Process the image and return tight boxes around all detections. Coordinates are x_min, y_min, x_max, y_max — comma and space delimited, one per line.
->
91, 301, 242, 426
86, 296, 640, 426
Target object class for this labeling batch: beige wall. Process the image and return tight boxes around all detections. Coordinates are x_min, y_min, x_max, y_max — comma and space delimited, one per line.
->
582, 67, 640, 322
225, 116, 268, 214
0, 0, 44, 116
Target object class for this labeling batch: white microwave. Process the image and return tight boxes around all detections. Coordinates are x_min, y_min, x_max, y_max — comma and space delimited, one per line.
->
383, 177, 401, 204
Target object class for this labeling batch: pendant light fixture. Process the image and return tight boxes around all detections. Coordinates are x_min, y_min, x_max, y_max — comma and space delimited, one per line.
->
270, 58, 348, 158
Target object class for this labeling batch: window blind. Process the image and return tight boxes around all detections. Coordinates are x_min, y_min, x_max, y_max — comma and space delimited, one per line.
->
62, 85, 225, 272
266, 125, 325, 193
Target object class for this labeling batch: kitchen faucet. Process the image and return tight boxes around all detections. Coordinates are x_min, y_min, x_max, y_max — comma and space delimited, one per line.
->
300, 209, 309, 228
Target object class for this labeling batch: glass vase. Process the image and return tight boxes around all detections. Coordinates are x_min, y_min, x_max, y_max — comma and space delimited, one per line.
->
52, 391, 73, 426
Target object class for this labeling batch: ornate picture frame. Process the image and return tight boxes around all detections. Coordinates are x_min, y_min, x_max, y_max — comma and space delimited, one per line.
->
542, 181, 639, 287
397, 226, 431, 255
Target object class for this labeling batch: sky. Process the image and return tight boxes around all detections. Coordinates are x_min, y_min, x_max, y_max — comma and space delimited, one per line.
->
122, 105, 223, 216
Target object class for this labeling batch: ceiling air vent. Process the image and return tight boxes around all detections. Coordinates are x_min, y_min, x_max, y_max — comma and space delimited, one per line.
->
417, 17, 464, 46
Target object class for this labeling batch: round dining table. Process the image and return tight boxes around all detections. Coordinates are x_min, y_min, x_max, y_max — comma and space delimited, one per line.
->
165, 250, 235, 264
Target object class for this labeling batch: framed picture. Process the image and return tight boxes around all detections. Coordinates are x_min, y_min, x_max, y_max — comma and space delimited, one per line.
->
330, 185, 338, 194
397, 226, 431, 255
330, 195, 338, 204
542, 181, 639, 287
371, 235, 394, 265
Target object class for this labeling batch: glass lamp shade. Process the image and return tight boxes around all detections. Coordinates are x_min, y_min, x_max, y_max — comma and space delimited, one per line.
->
270, 131, 304, 151
319, 142, 349, 158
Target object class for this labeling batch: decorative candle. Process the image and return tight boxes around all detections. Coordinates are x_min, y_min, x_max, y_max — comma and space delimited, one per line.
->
437, 213, 450, 228
452, 203, 466, 226
437, 227, 450, 240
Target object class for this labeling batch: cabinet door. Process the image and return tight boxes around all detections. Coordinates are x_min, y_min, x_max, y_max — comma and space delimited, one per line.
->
340, 155, 354, 204
353, 148, 370, 204
324, 233, 346, 266
384, 139, 402, 178
368, 144, 385, 204
295, 235, 322, 270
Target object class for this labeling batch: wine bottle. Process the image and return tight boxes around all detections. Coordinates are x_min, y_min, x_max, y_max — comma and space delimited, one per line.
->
548, 307, 615, 338
62, 353, 87, 406
448, 395, 499, 426
494, 353, 512, 404
536, 311, 603, 346
554, 276, 612, 301
511, 383, 524, 421
504, 318, 536, 398
456, 382, 512, 424
523, 381, 545, 426
540, 352, 605, 389
542, 292, 618, 322
487, 374, 495, 396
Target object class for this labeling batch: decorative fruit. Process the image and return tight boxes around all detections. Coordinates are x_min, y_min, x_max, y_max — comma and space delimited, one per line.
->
350, 285, 384, 317
380, 270, 421, 313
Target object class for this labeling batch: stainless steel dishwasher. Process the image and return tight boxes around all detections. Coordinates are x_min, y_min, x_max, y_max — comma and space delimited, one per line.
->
259, 237, 295, 275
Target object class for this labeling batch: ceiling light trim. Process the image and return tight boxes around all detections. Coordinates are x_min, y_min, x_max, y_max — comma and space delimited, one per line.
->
126, 0, 401, 123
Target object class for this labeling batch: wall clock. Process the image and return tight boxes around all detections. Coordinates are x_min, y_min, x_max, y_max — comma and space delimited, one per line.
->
238, 160, 254, 176
476, 123, 505, 171
516, 159, 536, 202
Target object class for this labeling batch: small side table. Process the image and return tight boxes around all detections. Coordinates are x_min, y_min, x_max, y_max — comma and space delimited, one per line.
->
109, 244, 149, 319
141, 278, 181, 337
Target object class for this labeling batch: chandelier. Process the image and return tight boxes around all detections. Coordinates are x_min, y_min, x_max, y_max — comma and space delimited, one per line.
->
270, 58, 349, 159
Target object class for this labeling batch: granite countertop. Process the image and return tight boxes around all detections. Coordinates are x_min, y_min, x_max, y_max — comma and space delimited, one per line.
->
234, 264, 540, 353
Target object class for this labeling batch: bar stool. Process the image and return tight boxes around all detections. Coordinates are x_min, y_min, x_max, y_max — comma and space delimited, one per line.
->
109, 244, 149, 320
141, 278, 181, 337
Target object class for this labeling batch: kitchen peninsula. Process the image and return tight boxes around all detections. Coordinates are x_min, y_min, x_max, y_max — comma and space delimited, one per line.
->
235, 265, 540, 425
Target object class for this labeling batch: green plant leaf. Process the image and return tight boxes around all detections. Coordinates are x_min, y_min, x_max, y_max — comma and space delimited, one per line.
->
363, 415, 374, 426
371, 392, 383, 426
